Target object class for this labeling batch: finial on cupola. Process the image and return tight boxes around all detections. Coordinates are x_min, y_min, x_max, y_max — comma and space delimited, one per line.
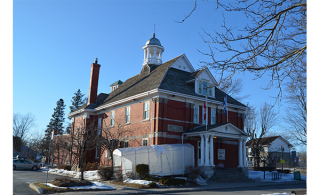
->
95, 58, 98, 64
153, 24, 155, 38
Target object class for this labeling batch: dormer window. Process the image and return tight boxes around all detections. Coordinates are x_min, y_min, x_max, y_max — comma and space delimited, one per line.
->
197, 80, 214, 97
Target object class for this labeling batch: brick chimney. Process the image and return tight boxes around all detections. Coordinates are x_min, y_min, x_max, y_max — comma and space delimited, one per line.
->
88, 58, 101, 105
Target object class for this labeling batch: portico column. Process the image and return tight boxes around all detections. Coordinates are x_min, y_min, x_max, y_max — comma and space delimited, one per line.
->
238, 139, 243, 167
210, 135, 214, 166
205, 135, 209, 166
200, 134, 204, 166
243, 139, 247, 167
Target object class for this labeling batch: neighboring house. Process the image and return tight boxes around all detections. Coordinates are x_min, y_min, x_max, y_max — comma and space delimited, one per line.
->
54, 33, 249, 176
13, 145, 36, 161
246, 136, 294, 167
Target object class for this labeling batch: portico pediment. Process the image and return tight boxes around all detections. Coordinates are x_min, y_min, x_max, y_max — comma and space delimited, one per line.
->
184, 123, 248, 139
208, 123, 244, 135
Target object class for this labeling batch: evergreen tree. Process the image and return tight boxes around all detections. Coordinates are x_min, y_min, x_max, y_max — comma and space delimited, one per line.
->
70, 89, 87, 112
66, 89, 87, 134
45, 99, 66, 138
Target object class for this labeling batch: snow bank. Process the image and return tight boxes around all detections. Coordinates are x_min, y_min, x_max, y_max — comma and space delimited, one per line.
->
43, 181, 115, 190
43, 168, 101, 181
123, 178, 153, 185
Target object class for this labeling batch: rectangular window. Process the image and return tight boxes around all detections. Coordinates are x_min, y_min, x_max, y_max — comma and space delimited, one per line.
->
124, 140, 129, 148
194, 105, 198, 123
125, 106, 130, 123
110, 111, 115, 126
95, 145, 100, 159
144, 101, 150, 119
209, 87, 212, 96
97, 118, 101, 135
142, 138, 148, 146
203, 81, 207, 95
198, 83, 202, 93
211, 108, 216, 125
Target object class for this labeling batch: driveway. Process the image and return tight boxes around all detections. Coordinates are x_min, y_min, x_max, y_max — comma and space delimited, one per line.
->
13, 169, 74, 195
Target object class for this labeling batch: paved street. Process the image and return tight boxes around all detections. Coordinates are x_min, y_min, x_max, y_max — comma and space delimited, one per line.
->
13, 169, 73, 195
165, 183, 306, 195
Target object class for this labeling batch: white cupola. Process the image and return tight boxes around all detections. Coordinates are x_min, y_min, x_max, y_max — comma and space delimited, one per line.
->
142, 33, 164, 66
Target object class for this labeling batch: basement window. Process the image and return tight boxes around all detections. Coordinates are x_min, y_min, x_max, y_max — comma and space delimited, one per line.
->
142, 138, 148, 146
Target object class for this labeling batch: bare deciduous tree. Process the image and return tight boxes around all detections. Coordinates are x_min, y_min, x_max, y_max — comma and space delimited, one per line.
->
245, 103, 277, 167
178, 0, 306, 101
282, 81, 306, 146
99, 122, 135, 171
13, 113, 36, 150
217, 77, 249, 102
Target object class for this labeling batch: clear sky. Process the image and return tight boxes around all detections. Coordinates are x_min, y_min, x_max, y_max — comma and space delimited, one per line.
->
12, 0, 298, 142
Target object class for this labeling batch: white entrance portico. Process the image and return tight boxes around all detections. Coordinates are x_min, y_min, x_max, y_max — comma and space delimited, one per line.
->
182, 123, 249, 179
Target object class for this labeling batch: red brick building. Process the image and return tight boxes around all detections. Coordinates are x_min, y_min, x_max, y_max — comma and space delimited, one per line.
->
64, 34, 249, 176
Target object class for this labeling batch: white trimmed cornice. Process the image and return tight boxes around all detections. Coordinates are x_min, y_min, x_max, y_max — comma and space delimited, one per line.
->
69, 87, 246, 117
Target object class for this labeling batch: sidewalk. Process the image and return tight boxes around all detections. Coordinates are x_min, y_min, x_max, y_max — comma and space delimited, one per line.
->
51, 179, 306, 195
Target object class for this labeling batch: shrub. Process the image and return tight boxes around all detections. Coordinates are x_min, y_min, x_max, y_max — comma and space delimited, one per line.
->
57, 164, 72, 170
116, 172, 123, 181
159, 178, 186, 186
85, 162, 101, 171
126, 171, 134, 179
148, 182, 158, 188
136, 164, 149, 179
184, 166, 199, 182
98, 167, 114, 181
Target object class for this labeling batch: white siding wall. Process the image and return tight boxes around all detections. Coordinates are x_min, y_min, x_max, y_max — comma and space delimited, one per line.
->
268, 138, 290, 153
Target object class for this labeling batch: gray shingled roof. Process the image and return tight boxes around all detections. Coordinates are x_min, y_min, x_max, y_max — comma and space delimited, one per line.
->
71, 54, 245, 114
160, 67, 245, 107
246, 136, 280, 146
96, 55, 183, 108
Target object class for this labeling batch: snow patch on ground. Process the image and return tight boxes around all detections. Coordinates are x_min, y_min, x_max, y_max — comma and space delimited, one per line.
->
41, 168, 101, 181
42, 181, 115, 190
123, 178, 153, 185
249, 170, 306, 182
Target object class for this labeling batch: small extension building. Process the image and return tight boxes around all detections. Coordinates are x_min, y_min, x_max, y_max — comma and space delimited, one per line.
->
60, 33, 249, 178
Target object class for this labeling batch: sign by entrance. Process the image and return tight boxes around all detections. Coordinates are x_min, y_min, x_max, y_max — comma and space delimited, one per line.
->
218, 149, 225, 160
294, 158, 297, 162
168, 124, 183, 132
281, 159, 285, 164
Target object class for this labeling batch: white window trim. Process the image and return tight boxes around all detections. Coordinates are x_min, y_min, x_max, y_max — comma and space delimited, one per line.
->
95, 145, 100, 159
105, 149, 111, 159
142, 138, 148, 146
124, 140, 129, 148
196, 79, 214, 97
194, 105, 199, 124
211, 108, 216, 125
110, 111, 115, 126
97, 118, 102, 135
143, 101, 150, 120
125, 106, 130, 123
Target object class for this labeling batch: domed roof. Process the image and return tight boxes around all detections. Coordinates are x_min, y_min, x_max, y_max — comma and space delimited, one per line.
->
145, 33, 162, 46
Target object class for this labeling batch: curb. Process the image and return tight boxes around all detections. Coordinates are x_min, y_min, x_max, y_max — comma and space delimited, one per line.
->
116, 180, 307, 195
29, 183, 43, 194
